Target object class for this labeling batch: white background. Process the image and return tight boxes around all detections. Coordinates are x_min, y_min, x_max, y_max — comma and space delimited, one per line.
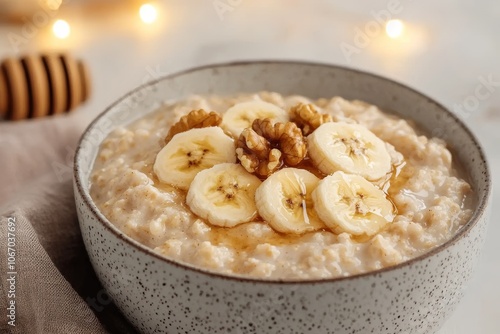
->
0, 0, 498, 333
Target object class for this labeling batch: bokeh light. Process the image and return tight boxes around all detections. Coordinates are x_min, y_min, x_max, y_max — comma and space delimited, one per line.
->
52, 19, 71, 39
385, 19, 404, 39
139, 4, 158, 24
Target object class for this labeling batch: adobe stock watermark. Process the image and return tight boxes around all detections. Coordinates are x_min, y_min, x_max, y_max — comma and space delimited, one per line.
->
82, 266, 135, 323
6, 0, 71, 53
452, 74, 499, 119
6, 217, 17, 327
51, 64, 169, 182
213, 0, 243, 21
432, 74, 499, 139
340, 0, 408, 63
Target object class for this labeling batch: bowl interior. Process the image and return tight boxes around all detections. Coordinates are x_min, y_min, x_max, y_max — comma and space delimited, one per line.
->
75, 61, 490, 279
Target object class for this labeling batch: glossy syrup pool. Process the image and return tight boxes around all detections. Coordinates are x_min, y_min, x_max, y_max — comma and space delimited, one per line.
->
91, 95, 475, 258
157, 153, 409, 252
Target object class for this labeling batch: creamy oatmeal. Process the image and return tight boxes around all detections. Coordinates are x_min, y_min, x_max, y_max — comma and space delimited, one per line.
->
90, 92, 472, 279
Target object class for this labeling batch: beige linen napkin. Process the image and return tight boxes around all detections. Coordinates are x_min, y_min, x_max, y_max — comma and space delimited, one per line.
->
0, 113, 136, 333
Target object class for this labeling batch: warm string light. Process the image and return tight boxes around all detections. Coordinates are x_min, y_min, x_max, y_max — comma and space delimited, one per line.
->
370, 17, 427, 66
52, 19, 70, 39
385, 19, 404, 39
139, 3, 158, 24
46, 2, 162, 43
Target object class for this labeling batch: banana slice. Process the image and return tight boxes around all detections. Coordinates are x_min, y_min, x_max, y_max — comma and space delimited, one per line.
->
312, 171, 394, 236
221, 100, 289, 138
154, 127, 236, 190
307, 122, 391, 180
186, 163, 261, 227
255, 168, 326, 234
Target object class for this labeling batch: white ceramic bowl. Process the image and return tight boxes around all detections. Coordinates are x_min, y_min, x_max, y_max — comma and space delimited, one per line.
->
74, 61, 491, 334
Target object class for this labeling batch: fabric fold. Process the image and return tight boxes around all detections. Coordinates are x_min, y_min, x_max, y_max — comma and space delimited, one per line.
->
0, 113, 136, 333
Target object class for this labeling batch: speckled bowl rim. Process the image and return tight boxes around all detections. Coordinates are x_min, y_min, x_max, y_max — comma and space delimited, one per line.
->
74, 60, 492, 284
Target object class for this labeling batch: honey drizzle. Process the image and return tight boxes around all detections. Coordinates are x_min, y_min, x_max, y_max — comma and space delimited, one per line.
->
150, 143, 408, 249
206, 222, 309, 253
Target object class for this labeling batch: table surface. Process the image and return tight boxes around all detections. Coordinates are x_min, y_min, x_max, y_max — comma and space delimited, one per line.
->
1, 1, 498, 332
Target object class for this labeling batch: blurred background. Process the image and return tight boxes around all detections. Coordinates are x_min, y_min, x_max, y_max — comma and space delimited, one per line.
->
0, 0, 498, 333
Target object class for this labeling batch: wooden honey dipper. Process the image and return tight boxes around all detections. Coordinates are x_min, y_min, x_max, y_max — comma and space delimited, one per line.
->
0, 53, 91, 121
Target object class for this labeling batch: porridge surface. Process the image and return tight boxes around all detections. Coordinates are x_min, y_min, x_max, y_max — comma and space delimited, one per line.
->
90, 92, 472, 279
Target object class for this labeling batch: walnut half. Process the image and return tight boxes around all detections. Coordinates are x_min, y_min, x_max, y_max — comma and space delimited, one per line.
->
290, 103, 333, 135
236, 119, 307, 177
236, 128, 282, 176
165, 109, 222, 143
